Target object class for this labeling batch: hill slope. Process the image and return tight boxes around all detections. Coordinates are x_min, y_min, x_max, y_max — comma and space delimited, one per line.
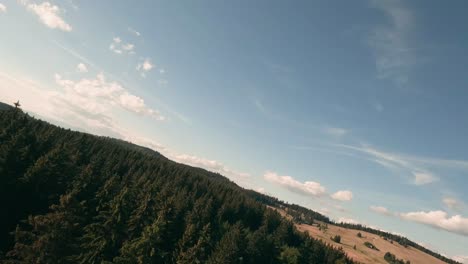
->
246, 191, 460, 264
0, 107, 352, 263
297, 222, 447, 264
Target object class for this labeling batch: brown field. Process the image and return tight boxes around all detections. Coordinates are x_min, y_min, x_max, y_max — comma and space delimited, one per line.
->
296, 222, 446, 264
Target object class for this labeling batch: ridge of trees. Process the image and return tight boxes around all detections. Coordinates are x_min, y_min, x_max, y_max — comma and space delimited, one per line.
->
0, 107, 353, 263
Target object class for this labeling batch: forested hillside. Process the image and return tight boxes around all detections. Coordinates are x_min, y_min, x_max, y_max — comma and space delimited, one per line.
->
0, 106, 353, 263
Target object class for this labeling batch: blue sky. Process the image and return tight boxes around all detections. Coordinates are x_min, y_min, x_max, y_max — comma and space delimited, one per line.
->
1, 0, 467, 261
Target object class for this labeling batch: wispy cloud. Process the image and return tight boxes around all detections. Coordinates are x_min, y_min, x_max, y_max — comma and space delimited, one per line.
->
136, 58, 154, 77
253, 99, 267, 115
443, 197, 465, 212
0, 3, 6, 13
324, 127, 349, 137
412, 171, 438, 185
368, 0, 414, 85
76, 63, 88, 73
110, 37, 135, 55
336, 144, 441, 185
370, 205, 392, 216
24, 2, 72, 31
128, 27, 141, 37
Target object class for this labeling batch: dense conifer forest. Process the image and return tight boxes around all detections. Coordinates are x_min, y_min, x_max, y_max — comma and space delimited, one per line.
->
0, 106, 353, 263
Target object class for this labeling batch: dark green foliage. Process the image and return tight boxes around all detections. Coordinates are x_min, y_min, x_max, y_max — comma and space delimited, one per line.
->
0, 101, 13, 110
0, 108, 353, 264
331, 235, 341, 244
363, 241, 379, 251
384, 252, 410, 264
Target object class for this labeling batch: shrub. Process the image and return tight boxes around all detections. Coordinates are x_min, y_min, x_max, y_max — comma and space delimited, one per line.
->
364, 241, 379, 251
384, 251, 410, 264
331, 235, 341, 243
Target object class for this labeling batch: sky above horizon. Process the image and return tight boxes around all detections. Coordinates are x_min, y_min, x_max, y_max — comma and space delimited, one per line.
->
1, 0, 467, 261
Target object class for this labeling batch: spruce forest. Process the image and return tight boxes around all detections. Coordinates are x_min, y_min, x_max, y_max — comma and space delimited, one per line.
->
0, 106, 353, 263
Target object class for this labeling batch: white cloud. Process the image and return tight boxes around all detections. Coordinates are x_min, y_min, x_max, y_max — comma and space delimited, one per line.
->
122, 43, 134, 52
136, 58, 154, 77
324, 127, 348, 137
443, 197, 464, 211
453, 255, 468, 264
370, 205, 392, 216
157, 79, 168, 86
110, 37, 135, 55
413, 171, 438, 185
76, 63, 88, 73
128, 27, 141, 37
26, 2, 72, 31
138, 58, 154, 71
319, 207, 330, 215
171, 153, 250, 185
253, 99, 267, 114
337, 217, 360, 224
264, 171, 326, 197
400, 210, 468, 237
331, 190, 353, 201
159, 68, 166, 74
54, 73, 164, 120
0, 3, 6, 13
1, 70, 250, 190
368, 0, 414, 85
256, 187, 266, 194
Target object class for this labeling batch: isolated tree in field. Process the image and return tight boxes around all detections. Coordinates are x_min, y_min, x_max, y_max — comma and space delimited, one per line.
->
331, 235, 341, 243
